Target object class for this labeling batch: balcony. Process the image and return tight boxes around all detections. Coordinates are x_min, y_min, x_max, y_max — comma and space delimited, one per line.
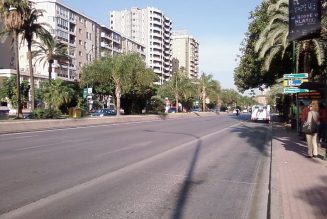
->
101, 32, 112, 40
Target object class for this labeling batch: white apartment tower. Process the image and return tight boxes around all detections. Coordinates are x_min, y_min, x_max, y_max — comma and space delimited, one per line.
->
110, 7, 173, 84
172, 31, 199, 79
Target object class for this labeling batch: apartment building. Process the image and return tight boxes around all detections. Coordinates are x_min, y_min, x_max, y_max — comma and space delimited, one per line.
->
110, 7, 173, 84
0, 21, 14, 70
18, 0, 101, 82
172, 31, 199, 79
100, 26, 145, 59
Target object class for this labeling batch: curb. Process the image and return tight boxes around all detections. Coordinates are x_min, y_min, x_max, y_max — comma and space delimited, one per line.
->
269, 121, 283, 219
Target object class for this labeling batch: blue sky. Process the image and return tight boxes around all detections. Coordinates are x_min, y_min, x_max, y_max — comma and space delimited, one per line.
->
63, 0, 263, 91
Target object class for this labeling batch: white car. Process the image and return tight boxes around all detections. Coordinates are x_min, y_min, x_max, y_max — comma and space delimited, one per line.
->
251, 105, 270, 122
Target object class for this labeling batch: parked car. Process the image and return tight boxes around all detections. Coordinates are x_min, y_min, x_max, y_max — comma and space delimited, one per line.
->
91, 108, 116, 117
168, 107, 177, 113
190, 108, 201, 112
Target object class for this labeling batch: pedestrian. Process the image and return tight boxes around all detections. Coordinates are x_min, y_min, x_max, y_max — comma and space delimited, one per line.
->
299, 102, 310, 140
318, 103, 327, 145
304, 100, 320, 158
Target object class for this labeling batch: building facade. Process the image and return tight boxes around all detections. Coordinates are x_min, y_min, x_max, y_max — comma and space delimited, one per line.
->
110, 7, 173, 84
22, 0, 102, 82
16, 0, 146, 83
100, 26, 145, 59
172, 31, 199, 79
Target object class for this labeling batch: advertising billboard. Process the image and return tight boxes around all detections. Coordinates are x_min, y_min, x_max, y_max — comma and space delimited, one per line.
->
289, 0, 321, 41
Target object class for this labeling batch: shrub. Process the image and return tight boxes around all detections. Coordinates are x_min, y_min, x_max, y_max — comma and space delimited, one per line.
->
30, 108, 62, 119
146, 96, 165, 115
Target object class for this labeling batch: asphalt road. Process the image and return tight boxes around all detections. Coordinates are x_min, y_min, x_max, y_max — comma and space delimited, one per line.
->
0, 113, 272, 219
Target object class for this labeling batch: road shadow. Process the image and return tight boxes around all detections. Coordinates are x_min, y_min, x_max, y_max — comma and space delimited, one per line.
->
228, 122, 271, 156
143, 129, 202, 219
296, 175, 327, 217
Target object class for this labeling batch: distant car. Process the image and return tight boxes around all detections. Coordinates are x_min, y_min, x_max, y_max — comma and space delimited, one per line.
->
190, 108, 201, 112
168, 107, 177, 113
91, 108, 116, 117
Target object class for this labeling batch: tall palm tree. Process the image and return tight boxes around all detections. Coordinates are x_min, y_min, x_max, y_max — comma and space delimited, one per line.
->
21, 5, 50, 111
255, 0, 325, 78
197, 73, 220, 112
33, 34, 70, 82
0, 0, 29, 118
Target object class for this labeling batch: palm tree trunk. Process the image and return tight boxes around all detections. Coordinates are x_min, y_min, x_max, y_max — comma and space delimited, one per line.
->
202, 87, 206, 112
175, 93, 179, 113
27, 44, 35, 111
115, 85, 121, 116
48, 60, 53, 82
14, 31, 22, 118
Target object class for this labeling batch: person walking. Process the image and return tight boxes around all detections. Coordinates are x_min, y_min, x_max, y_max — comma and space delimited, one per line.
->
305, 100, 320, 158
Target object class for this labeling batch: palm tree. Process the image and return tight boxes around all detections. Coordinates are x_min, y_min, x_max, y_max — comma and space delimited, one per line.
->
41, 79, 74, 110
255, 0, 325, 78
21, 5, 50, 111
0, 0, 29, 118
33, 34, 70, 82
197, 73, 220, 112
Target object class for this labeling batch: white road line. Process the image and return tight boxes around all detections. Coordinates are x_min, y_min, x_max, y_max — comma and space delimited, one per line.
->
0, 122, 241, 219
15, 142, 63, 151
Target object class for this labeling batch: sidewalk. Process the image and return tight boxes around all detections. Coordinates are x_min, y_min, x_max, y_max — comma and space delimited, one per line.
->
271, 123, 327, 219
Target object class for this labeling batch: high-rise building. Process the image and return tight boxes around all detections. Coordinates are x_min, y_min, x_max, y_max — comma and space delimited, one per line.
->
172, 31, 199, 79
110, 7, 173, 84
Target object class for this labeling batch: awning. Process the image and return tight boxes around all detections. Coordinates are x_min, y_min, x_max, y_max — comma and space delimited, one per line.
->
298, 82, 326, 91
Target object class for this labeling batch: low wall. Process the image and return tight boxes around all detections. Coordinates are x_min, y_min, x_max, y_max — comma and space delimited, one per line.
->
0, 112, 219, 134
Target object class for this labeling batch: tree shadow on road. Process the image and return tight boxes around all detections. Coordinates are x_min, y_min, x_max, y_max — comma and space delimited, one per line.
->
228, 122, 271, 157
144, 129, 202, 219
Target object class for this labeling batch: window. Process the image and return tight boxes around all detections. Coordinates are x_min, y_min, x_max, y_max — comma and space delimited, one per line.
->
79, 51, 82, 56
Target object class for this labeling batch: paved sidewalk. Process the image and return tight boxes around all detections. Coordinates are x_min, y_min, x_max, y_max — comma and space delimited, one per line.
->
272, 123, 327, 219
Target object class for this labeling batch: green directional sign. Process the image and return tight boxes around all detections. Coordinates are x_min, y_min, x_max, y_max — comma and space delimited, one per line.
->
283, 87, 309, 94
283, 73, 308, 79
83, 88, 88, 98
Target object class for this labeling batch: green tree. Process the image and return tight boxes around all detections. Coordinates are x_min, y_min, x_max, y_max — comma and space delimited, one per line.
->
33, 35, 70, 81
255, 0, 326, 80
0, 0, 29, 118
21, 5, 49, 110
39, 79, 75, 110
234, 1, 270, 92
0, 76, 30, 109
196, 73, 220, 112
81, 53, 157, 115
157, 68, 197, 112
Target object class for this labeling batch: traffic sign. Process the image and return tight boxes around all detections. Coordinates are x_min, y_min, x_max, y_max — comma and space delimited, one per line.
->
283, 73, 308, 79
83, 88, 88, 98
283, 79, 308, 87
283, 87, 309, 94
